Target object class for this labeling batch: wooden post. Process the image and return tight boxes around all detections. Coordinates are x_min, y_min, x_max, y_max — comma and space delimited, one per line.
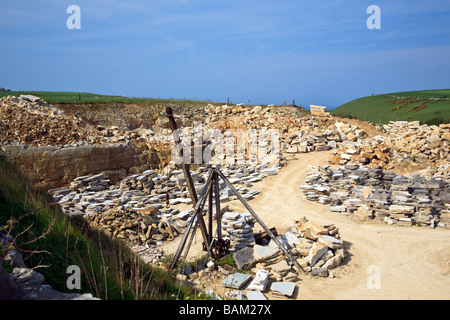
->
168, 171, 214, 274
166, 107, 209, 244
208, 174, 214, 244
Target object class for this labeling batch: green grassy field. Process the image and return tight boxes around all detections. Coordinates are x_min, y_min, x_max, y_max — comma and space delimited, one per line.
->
331, 89, 450, 125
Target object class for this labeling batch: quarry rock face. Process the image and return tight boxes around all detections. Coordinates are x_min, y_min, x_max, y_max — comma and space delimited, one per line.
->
1, 142, 168, 190
0, 95, 172, 189
2, 95, 448, 191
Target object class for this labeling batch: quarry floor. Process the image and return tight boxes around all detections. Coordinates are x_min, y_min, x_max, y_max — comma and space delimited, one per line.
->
161, 151, 450, 300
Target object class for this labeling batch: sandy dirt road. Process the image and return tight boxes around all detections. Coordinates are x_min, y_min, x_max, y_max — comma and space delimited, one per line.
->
163, 151, 450, 300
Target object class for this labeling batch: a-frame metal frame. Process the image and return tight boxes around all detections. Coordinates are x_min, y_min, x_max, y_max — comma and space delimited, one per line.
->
166, 107, 303, 275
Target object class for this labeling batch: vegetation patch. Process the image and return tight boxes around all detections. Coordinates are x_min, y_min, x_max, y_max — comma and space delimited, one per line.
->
331, 89, 450, 124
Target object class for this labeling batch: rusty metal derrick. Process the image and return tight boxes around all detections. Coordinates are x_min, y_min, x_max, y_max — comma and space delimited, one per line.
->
165, 106, 303, 275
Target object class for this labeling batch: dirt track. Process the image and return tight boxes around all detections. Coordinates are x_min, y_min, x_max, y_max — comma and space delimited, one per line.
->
164, 151, 450, 300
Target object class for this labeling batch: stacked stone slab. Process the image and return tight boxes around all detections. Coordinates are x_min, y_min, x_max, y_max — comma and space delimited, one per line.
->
69, 173, 111, 192
118, 170, 158, 194
236, 217, 345, 281
309, 105, 330, 117
222, 212, 256, 251
50, 162, 276, 217
48, 163, 278, 267
302, 164, 450, 228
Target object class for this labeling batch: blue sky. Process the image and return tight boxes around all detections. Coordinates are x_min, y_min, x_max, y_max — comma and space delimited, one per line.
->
0, 0, 449, 108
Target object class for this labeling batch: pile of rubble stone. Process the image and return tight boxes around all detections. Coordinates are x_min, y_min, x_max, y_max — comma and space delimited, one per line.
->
281, 119, 365, 156
0, 95, 104, 146
3, 95, 449, 179
248, 217, 344, 278
329, 121, 450, 170
383, 121, 450, 166
327, 135, 393, 169
205, 103, 248, 116
204, 111, 369, 162
0, 95, 171, 152
177, 217, 346, 300
301, 163, 450, 228
203, 103, 370, 160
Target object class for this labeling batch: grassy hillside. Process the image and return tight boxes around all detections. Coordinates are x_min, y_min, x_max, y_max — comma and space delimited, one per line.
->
0, 157, 192, 300
331, 89, 450, 125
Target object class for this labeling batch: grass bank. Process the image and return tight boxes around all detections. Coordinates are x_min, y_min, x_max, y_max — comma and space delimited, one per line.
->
331, 89, 450, 125
0, 90, 219, 106
0, 157, 192, 300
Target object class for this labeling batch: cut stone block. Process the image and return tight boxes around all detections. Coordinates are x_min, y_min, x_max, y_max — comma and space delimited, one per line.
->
268, 235, 291, 250
223, 212, 241, 220
311, 267, 329, 277
270, 259, 291, 276
177, 210, 193, 220
270, 282, 297, 298
233, 247, 255, 270
245, 290, 267, 300
221, 273, 252, 289
322, 253, 343, 270
284, 232, 301, 246
253, 244, 281, 262
318, 235, 343, 249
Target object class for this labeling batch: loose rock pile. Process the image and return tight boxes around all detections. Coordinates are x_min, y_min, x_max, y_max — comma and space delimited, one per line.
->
328, 135, 393, 169
178, 217, 346, 300
205, 103, 249, 116
222, 212, 256, 251
0, 95, 103, 146
329, 121, 450, 170
383, 121, 450, 166
301, 164, 450, 228
203, 103, 371, 161
280, 119, 367, 160
232, 217, 345, 280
